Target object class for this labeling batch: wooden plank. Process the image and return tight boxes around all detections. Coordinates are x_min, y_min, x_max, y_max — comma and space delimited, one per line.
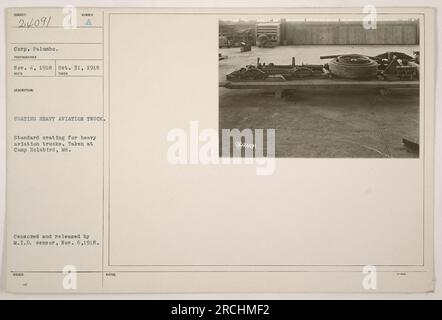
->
403, 25, 417, 45
392, 26, 404, 44
365, 29, 377, 44
281, 21, 418, 45
403, 137, 419, 153
221, 79, 419, 89
375, 25, 386, 44
337, 25, 348, 44
384, 25, 395, 44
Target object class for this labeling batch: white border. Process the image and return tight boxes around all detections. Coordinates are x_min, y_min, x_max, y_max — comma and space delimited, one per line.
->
0, 0, 440, 300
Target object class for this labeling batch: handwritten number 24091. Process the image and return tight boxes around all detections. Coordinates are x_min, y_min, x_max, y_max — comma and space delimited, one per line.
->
18, 16, 52, 28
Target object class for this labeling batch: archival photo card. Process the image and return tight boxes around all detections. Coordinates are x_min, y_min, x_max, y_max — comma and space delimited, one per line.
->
4, 7, 435, 294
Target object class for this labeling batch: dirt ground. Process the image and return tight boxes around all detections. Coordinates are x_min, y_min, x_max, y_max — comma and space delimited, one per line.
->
219, 45, 420, 158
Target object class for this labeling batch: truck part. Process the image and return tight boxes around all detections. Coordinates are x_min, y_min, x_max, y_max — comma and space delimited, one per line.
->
328, 54, 378, 79
374, 52, 419, 81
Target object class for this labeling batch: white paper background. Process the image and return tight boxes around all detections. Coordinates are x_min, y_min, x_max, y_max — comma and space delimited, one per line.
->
0, 0, 440, 299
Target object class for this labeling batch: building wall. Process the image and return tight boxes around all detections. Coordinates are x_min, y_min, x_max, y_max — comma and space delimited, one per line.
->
283, 21, 419, 45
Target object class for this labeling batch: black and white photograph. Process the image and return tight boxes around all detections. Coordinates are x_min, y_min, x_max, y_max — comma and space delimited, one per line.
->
219, 17, 420, 158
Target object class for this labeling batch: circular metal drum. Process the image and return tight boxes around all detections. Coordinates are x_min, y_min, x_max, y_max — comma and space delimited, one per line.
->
328, 54, 379, 79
